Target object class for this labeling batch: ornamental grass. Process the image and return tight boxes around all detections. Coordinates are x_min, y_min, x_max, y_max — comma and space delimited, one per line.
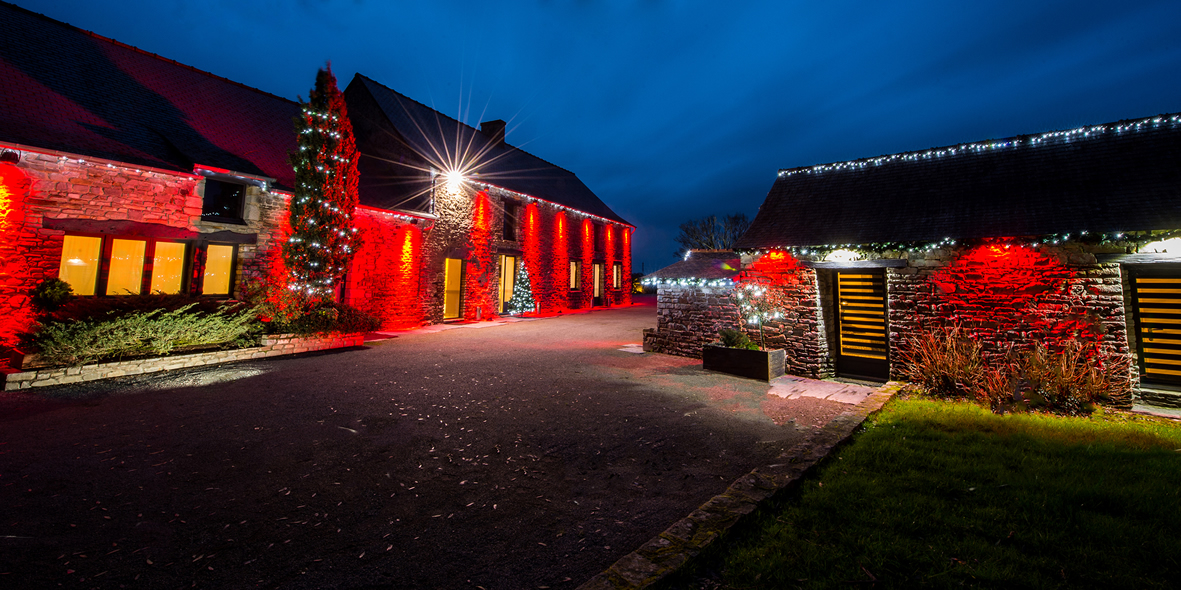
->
897, 327, 1130, 416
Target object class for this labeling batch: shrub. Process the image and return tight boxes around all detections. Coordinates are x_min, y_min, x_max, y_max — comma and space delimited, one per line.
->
716, 328, 759, 350
1016, 340, 1132, 416
265, 301, 381, 336
897, 326, 983, 399
900, 326, 1132, 415
42, 294, 247, 323
30, 278, 73, 310
28, 303, 260, 367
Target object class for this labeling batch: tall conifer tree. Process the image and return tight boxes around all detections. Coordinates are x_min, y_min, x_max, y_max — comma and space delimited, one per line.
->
286, 65, 359, 302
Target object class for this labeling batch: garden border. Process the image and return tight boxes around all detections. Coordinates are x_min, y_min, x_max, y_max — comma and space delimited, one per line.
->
1, 333, 365, 391
577, 381, 901, 590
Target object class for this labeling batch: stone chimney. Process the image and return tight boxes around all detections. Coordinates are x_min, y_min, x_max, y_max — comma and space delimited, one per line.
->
479, 119, 506, 146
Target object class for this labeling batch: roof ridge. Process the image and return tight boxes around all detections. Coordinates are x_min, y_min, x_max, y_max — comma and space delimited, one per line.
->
777, 111, 1181, 178
3, 0, 298, 107
355, 73, 579, 176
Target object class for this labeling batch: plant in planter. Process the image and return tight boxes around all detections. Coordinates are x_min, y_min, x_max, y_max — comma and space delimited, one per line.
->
704, 328, 786, 381
702, 279, 789, 381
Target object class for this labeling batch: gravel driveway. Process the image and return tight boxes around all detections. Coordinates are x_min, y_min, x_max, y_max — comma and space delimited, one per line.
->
0, 299, 849, 589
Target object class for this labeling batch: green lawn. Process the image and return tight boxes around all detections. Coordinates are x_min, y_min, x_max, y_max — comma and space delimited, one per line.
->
662, 399, 1181, 589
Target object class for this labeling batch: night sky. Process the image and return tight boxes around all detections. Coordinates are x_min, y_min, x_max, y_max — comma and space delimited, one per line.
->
16, 0, 1181, 274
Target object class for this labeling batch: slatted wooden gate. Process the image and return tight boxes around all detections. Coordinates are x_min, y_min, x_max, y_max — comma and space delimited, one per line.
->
1131, 269, 1181, 387
835, 270, 889, 380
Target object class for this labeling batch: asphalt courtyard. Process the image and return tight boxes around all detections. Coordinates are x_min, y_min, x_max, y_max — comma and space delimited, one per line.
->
0, 298, 859, 589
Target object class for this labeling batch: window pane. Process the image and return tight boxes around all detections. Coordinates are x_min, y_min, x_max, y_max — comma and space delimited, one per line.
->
106, 239, 146, 295
151, 242, 187, 294
58, 235, 102, 296
569, 261, 579, 290
613, 263, 622, 289
202, 244, 235, 295
202, 179, 246, 220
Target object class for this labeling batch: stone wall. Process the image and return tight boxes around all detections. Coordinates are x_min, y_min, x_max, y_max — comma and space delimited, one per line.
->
646, 245, 1140, 402
0, 147, 634, 343
0, 150, 278, 346
644, 285, 741, 358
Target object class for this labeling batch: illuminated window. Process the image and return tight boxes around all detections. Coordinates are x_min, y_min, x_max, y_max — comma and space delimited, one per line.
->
498, 255, 517, 313
613, 262, 622, 290
105, 239, 147, 295
443, 257, 464, 319
593, 263, 604, 299
569, 260, 581, 290
58, 235, 102, 296
202, 244, 235, 295
201, 178, 247, 223
151, 242, 187, 294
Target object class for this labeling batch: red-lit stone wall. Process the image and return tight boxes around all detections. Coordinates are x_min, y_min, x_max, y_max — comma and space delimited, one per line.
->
345, 207, 424, 329
481, 186, 632, 316
887, 244, 1131, 389
0, 149, 282, 347
646, 245, 1132, 390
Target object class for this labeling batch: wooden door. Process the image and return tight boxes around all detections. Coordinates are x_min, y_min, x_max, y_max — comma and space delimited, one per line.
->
834, 270, 889, 380
1131, 268, 1181, 387
443, 257, 464, 320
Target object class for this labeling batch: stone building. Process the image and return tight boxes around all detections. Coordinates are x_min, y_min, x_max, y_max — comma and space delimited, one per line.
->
645, 112, 1181, 408
0, 2, 630, 349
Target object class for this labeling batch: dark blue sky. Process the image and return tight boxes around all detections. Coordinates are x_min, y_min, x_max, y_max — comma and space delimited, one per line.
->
18, 0, 1181, 273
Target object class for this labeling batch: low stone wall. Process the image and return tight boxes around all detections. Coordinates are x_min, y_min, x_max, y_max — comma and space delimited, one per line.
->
2, 332, 364, 391
643, 285, 740, 358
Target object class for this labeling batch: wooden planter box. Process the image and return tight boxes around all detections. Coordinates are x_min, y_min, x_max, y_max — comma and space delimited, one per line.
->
702, 344, 786, 381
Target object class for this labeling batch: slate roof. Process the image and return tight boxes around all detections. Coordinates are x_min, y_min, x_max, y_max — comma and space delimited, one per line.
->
644, 250, 741, 280
0, 2, 299, 189
736, 114, 1181, 249
345, 74, 630, 224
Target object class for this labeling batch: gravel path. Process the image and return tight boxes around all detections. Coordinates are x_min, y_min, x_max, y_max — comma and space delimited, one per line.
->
0, 300, 851, 589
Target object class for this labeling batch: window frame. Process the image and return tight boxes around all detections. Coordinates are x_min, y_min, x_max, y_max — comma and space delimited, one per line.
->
200, 178, 248, 225
569, 260, 581, 290
502, 201, 518, 242
55, 234, 239, 297
200, 243, 238, 297
612, 262, 622, 290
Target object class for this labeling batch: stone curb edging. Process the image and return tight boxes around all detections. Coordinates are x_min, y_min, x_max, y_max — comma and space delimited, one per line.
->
2, 332, 365, 391
577, 381, 903, 590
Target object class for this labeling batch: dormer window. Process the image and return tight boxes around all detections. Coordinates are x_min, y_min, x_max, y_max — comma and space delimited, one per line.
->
201, 178, 247, 224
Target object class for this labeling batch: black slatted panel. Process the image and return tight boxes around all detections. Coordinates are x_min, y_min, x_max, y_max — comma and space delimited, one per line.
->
1134, 275, 1181, 385
835, 271, 889, 380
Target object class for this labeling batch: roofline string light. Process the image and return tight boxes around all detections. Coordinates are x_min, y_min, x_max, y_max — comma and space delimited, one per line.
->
640, 277, 735, 287
737, 229, 1181, 259
777, 114, 1181, 178
468, 180, 635, 229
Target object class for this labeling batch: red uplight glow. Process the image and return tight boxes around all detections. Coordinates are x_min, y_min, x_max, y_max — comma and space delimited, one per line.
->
927, 242, 1102, 348
0, 163, 32, 346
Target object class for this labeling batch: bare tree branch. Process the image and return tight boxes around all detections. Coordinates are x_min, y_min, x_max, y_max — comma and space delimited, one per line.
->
674, 213, 751, 257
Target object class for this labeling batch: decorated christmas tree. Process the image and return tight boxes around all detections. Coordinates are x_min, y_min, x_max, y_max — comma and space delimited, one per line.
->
504, 261, 536, 315
285, 65, 359, 303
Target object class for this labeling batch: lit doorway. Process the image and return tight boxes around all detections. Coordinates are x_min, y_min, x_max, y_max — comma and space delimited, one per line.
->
443, 257, 464, 320
498, 254, 517, 314
592, 262, 605, 306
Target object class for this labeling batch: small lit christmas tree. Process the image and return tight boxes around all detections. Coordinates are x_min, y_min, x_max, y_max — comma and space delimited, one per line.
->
285, 65, 359, 303
734, 278, 784, 350
504, 261, 536, 315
